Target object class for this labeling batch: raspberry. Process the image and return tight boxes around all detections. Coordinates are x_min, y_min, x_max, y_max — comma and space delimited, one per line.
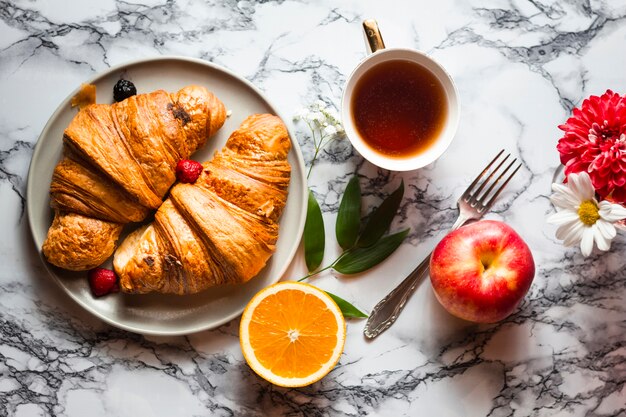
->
88, 268, 120, 297
176, 159, 203, 183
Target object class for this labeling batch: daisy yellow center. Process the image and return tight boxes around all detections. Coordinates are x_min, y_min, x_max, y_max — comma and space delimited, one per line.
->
578, 200, 600, 226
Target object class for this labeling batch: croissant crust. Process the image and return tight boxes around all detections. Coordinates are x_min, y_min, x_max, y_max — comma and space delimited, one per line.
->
114, 114, 291, 295
43, 85, 226, 271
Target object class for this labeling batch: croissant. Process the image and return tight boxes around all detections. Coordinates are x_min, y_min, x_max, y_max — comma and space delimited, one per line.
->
113, 114, 291, 295
42, 85, 227, 271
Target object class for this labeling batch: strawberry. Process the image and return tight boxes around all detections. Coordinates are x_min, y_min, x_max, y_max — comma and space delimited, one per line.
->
88, 268, 120, 297
176, 159, 203, 183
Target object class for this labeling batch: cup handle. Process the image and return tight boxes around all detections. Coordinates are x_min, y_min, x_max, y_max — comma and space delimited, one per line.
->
363, 19, 386, 54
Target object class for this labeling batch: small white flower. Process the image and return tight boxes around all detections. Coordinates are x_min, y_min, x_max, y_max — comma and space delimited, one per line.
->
547, 171, 626, 256
325, 107, 340, 122
314, 99, 327, 109
292, 99, 346, 177
323, 125, 337, 136
293, 108, 309, 121
309, 111, 325, 124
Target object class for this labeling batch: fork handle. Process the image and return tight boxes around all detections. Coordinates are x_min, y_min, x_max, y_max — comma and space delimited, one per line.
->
363, 253, 431, 339
363, 215, 471, 339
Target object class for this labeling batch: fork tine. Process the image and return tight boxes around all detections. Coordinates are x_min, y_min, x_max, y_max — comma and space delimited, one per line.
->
469, 153, 510, 202
481, 162, 522, 211
462, 149, 505, 199
476, 157, 517, 204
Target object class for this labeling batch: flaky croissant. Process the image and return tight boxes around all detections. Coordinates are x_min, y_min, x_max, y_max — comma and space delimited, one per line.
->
43, 85, 227, 271
113, 114, 291, 295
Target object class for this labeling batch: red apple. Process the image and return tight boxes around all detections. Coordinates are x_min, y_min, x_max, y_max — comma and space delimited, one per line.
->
429, 220, 535, 323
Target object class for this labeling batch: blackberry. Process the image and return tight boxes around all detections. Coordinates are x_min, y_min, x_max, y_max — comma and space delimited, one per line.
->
113, 79, 137, 102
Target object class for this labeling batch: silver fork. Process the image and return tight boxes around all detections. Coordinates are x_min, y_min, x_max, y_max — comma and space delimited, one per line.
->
363, 150, 522, 339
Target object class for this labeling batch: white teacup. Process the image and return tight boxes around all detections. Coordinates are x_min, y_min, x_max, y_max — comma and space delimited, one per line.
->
341, 20, 460, 171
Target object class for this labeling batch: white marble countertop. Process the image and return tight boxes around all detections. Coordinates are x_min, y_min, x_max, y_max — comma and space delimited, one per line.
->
2, 0, 626, 416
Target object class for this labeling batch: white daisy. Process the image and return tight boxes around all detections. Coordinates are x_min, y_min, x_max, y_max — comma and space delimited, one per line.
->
547, 171, 626, 256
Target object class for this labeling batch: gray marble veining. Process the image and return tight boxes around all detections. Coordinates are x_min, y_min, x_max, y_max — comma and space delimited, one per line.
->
1, 0, 625, 416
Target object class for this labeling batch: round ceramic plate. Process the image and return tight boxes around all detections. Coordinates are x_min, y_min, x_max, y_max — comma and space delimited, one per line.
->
26, 56, 307, 336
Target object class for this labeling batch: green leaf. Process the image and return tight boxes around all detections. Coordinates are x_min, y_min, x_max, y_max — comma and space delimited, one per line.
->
357, 180, 405, 248
326, 291, 368, 318
304, 189, 325, 271
335, 176, 361, 250
334, 228, 410, 274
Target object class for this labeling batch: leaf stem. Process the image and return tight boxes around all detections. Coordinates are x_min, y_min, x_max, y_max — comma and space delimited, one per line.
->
307, 146, 321, 179
298, 239, 358, 282
306, 133, 331, 180
297, 264, 334, 282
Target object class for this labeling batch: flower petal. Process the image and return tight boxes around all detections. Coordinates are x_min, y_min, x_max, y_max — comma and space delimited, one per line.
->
557, 220, 584, 246
592, 223, 611, 251
580, 227, 595, 257
547, 209, 580, 225
550, 183, 581, 208
598, 200, 626, 222
568, 172, 596, 201
323, 125, 337, 136
595, 219, 616, 240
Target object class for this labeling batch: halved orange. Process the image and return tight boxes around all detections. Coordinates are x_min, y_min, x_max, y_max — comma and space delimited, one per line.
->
239, 281, 346, 387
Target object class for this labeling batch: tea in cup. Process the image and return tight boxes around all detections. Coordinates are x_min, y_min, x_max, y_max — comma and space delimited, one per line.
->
341, 20, 460, 171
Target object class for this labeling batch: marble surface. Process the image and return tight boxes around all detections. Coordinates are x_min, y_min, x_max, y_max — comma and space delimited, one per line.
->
1, 0, 625, 415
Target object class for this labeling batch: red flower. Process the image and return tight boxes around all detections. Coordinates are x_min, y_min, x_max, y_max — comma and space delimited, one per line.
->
557, 90, 626, 203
